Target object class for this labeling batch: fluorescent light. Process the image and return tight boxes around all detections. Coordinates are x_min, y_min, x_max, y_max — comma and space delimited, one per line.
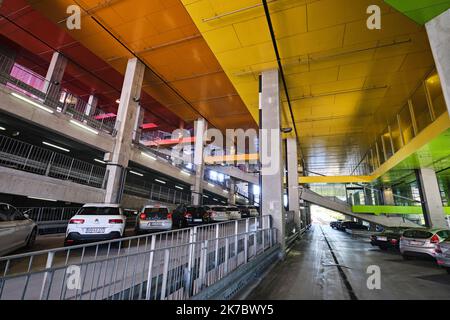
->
223, 190, 229, 193
0, 126, 5, 131
69, 120, 99, 135
27, 196, 57, 202
116, 99, 120, 104
11, 92, 54, 114
130, 170, 143, 177
155, 179, 166, 184
221, 201, 226, 204
94, 158, 106, 164
42, 141, 70, 152
213, 198, 219, 201
203, 195, 209, 198
175, 185, 184, 190
181, 170, 191, 176
208, 183, 215, 187
141, 152, 156, 160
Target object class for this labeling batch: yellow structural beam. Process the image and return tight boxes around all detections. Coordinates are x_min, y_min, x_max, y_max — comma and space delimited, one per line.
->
299, 176, 373, 184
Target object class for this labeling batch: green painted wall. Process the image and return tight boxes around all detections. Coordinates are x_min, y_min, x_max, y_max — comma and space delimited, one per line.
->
385, 0, 450, 24
352, 205, 450, 215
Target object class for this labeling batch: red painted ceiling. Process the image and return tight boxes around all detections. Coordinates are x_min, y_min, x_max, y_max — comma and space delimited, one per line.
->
0, 0, 182, 132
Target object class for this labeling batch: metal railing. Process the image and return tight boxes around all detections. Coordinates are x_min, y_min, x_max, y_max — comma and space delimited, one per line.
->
0, 54, 116, 135
0, 216, 273, 300
18, 207, 80, 223
124, 181, 191, 205
0, 134, 106, 188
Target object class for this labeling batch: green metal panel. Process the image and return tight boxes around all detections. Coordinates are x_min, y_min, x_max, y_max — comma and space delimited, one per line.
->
385, 0, 450, 24
352, 205, 450, 215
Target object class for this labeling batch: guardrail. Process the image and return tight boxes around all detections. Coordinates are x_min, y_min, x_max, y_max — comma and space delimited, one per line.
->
0, 215, 272, 300
0, 54, 116, 135
0, 134, 106, 188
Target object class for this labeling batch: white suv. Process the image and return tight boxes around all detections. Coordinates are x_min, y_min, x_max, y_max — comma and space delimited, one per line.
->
64, 203, 126, 246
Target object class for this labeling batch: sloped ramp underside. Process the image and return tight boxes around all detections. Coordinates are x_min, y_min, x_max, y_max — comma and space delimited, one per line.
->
299, 188, 419, 228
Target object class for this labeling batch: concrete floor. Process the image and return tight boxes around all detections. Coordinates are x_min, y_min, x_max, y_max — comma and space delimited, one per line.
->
248, 223, 450, 300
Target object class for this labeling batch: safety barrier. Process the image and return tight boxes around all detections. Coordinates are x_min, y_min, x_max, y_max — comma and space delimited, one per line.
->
0, 215, 272, 300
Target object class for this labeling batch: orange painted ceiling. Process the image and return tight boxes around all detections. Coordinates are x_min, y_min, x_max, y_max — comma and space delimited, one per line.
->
26, 0, 257, 132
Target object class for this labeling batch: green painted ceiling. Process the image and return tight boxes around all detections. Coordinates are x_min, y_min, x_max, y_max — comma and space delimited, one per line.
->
385, 0, 450, 24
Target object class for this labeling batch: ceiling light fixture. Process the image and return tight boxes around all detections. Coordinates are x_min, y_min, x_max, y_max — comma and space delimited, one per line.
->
69, 120, 99, 135
94, 158, 106, 164
0, 126, 5, 131
175, 185, 184, 190
155, 179, 166, 184
42, 141, 70, 152
130, 170, 143, 177
11, 92, 54, 114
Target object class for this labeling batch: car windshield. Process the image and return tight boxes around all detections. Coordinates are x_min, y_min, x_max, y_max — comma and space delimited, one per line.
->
227, 207, 239, 211
212, 207, 227, 212
384, 228, 406, 234
403, 229, 432, 239
77, 207, 120, 216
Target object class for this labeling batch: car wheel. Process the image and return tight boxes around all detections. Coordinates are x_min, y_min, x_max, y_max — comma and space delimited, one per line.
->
379, 246, 388, 251
26, 228, 37, 248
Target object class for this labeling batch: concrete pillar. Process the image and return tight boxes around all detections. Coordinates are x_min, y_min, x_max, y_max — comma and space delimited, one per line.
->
191, 118, 207, 206
43, 52, 68, 107
286, 137, 301, 228
248, 183, 255, 205
85, 95, 98, 116
383, 187, 395, 205
132, 105, 145, 142
426, 9, 450, 114
260, 69, 285, 255
415, 168, 447, 228
104, 58, 145, 204
228, 178, 236, 205
299, 199, 307, 229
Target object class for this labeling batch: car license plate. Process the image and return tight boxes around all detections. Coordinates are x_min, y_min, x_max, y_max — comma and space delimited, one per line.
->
377, 236, 388, 242
149, 222, 162, 226
194, 219, 202, 222
410, 241, 424, 246
86, 228, 105, 234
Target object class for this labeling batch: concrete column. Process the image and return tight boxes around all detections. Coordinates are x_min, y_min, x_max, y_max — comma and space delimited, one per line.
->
415, 168, 447, 228
260, 69, 285, 255
383, 187, 395, 205
228, 178, 236, 205
286, 137, 301, 228
299, 199, 307, 229
191, 118, 207, 205
43, 52, 68, 107
248, 183, 255, 205
85, 95, 98, 116
132, 105, 145, 142
426, 9, 450, 114
104, 58, 145, 204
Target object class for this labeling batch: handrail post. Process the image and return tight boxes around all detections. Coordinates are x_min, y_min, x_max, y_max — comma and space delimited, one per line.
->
145, 235, 156, 300
39, 251, 55, 300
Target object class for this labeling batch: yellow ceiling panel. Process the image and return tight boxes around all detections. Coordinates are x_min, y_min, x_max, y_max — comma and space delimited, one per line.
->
202, 26, 242, 53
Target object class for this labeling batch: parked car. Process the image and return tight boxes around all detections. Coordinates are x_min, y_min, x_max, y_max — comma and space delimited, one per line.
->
237, 205, 259, 218
64, 203, 126, 246
208, 206, 230, 222
185, 206, 208, 225
135, 205, 179, 233
338, 221, 368, 231
226, 206, 242, 220
0, 203, 37, 256
400, 228, 450, 260
435, 238, 450, 274
370, 227, 409, 250
330, 220, 343, 229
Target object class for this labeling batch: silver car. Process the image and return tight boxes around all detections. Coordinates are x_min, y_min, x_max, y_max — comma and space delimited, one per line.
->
400, 228, 450, 260
436, 238, 450, 274
226, 206, 242, 220
136, 205, 172, 233
0, 203, 37, 256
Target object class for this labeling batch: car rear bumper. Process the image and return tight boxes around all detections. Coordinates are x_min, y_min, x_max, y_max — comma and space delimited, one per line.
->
65, 231, 122, 244
400, 245, 437, 259
436, 254, 450, 267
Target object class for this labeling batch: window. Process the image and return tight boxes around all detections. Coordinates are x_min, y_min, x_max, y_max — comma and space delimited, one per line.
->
77, 207, 121, 216
437, 230, 450, 239
403, 230, 432, 239
0, 204, 10, 222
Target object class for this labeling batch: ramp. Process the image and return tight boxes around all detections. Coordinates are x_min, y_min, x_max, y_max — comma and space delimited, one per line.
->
208, 165, 259, 184
299, 187, 419, 228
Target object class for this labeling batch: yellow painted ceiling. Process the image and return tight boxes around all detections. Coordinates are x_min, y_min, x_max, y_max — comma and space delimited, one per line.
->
181, 0, 436, 175
28, 0, 257, 132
